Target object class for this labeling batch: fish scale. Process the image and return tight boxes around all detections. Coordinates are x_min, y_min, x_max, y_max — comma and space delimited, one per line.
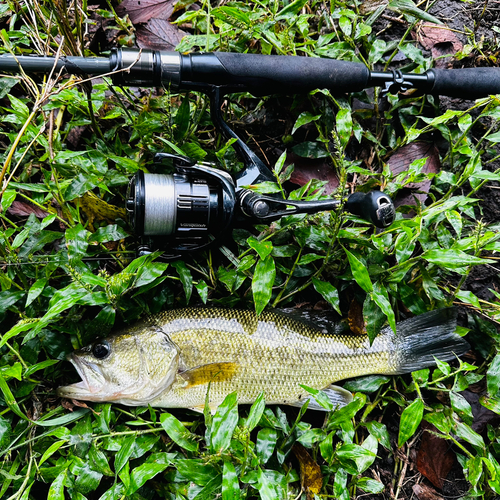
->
140, 308, 394, 409
58, 307, 469, 411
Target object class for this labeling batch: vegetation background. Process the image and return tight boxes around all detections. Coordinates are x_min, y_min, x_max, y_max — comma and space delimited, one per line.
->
1, 0, 500, 498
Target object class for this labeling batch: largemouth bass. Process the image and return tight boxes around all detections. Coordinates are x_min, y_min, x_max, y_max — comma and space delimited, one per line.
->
58, 307, 469, 411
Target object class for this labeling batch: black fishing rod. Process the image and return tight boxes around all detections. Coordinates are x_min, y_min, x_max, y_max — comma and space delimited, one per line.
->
1, 48, 499, 98
2, 48, 497, 257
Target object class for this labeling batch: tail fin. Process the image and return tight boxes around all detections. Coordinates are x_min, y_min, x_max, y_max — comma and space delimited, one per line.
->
389, 308, 469, 374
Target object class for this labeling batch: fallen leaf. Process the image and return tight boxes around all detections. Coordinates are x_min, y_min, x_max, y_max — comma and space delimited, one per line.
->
348, 299, 366, 335
8, 201, 50, 219
413, 483, 445, 500
292, 444, 323, 499
76, 192, 126, 228
388, 142, 440, 210
136, 18, 188, 50
416, 421, 455, 489
288, 152, 339, 195
117, 0, 177, 25
413, 22, 463, 68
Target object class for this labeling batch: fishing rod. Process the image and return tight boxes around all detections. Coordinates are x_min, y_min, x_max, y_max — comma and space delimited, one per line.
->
3, 48, 497, 257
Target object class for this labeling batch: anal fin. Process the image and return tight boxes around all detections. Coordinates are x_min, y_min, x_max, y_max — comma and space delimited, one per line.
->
288, 385, 353, 412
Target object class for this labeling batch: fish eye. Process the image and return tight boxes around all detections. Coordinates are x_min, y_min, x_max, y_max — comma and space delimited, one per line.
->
92, 341, 110, 359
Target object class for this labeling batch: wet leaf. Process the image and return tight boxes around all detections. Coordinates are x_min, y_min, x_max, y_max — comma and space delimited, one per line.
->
398, 399, 424, 447
160, 412, 199, 452
487, 354, 500, 398
345, 248, 372, 292
222, 460, 240, 500
210, 391, 238, 453
245, 392, 265, 432
422, 248, 494, 268
252, 255, 276, 315
312, 278, 340, 314
256, 428, 278, 464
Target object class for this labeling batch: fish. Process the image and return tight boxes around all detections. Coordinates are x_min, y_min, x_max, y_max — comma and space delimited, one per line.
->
57, 307, 469, 412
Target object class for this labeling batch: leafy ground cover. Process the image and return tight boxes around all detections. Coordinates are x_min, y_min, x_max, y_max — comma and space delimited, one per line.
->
1, 0, 500, 498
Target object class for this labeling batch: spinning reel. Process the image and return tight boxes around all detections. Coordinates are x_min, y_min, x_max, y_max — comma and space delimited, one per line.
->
125, 87, 395, 257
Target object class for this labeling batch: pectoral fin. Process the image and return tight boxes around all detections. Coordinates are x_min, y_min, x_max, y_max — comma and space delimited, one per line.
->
179, 362, 239, 388
288, 385, 353, 412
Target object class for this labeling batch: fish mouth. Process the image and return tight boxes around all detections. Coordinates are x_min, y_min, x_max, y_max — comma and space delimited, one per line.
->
57, 353, 106, 400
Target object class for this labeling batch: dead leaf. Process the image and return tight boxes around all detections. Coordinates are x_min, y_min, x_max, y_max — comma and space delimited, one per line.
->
388, 142, 440, 210
117, 0, 177, 25
8, 201, 50, 219
413, 22, 463, 69
292, 443, 323, 499
416, 421, 455, 489
136, 18, 188, 50
413, 483, 445, 500
288, 152, 339, 196
76, 192, 126, 228
348, 300, 366, 335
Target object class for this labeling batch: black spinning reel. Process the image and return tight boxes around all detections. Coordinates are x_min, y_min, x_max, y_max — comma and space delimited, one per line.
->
126, 87, 395, 257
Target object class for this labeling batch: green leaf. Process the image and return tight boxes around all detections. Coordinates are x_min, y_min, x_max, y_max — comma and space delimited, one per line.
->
195, 280, 209, 304
252, 255, 276, 315
487, 354, 500, 398
450, 391, 473, 425
210, 392, 238, 453
389, 0, 442, 24
422, 248, 494, 268
371, 282, 396, 333
222, 460, 240, 500
247, 237, 273, 260
36, 408, 90, 427
336, 108, 353, 150
276, 0, 308, 19
455, 422, 485, 450
114, 434, 136, 474
129, 462, 170, 494
160, 412, 199, 452
256, 427, 278, 464
343, 375, 390, 393
292, 112, 321, 134
345, 248, 372, 292
25, 278, 48, 307
89, 224, 128, 243
48, 470, 66, 500
292, 141, 329, 159
245, 392, 265, 432
312, 278, 341, 314
398, 399, 424, 447
172, 260, 193, 303
356, 477, 385, 494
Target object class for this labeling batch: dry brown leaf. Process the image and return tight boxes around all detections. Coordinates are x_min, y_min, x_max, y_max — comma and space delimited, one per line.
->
292, 443, 323, 499
413, 483, 445, 500
413, 22, 463, 68
348, 299, 366, 335
117, 0, 177, 25
136, 18, 188, 50
388, 142, 440, 210
288, 152, 339, 196
416, 421, 455, 489
8, 201, 50, 219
